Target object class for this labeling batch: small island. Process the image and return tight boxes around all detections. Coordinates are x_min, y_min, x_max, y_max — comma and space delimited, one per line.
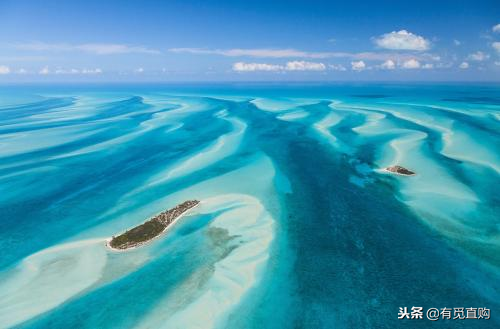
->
108, 200, 200, 250
385, 165, 416, 176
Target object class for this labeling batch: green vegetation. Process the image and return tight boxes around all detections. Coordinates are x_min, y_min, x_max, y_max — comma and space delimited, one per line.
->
109, 218, 165, 249
109, 200, 200, 250
386, 165, 416, 176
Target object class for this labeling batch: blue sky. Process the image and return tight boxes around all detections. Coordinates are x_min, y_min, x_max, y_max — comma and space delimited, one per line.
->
0, 0, 499, 82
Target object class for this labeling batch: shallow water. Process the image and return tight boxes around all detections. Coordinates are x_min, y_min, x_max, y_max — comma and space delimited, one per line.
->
0, 83, 499, 328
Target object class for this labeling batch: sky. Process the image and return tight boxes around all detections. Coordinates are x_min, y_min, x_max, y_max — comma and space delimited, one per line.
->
0, 0, 499, 82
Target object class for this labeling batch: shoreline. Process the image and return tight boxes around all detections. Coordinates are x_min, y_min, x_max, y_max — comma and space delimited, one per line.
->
382, 168, 416, 176
106, 201, 201, 251
383, 165, 416, 176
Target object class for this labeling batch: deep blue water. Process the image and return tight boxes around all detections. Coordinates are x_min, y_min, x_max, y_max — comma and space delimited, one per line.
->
0, 83, 499, 328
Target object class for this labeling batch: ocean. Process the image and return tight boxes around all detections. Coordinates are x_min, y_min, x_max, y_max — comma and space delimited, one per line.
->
0, 83, 499, 328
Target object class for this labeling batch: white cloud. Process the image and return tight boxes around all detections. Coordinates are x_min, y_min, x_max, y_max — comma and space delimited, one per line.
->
459, 62, 469, 69
39, 66, 49, 74
285, 61, 326, 71
329, 64, 346, 71
422, 63, 433, 69
495, 61, 500, 66
14, 42, 160, 55
134, 67, 144, 73
402, 59, 421, 69
351, 61, 366, 71
492, 42, 500, 54
55, 68, 79, 74
380, 59, 396, 70
232, 61, 326, 72
17, 68, 27, 74
493, 23, 500, 33
435, 62, 454, 69
467, 51, 489, 61
38, 67, 102, 75
373, 30, 430, 51
232, 62, 282, 72
0, 65, 10, 74
453, 39, 461, 46
81, 68, 102, 74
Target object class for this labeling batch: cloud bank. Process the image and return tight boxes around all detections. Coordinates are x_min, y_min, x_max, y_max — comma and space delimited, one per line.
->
402, 58, 421, 69
492, 42, 500, 54
351, 61, 366, 71
380, 59, 396, 70
233, 61, 326, 72
374, 30, 430, 51
285, 61, 326, 71
232, 62, 283, 71
0, 65, 10, 74
467, 51, 489, 61
169, 47, 437, 62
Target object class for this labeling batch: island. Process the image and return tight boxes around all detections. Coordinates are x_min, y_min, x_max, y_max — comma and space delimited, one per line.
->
108, 200, 200, 250
385, 165, 416, 176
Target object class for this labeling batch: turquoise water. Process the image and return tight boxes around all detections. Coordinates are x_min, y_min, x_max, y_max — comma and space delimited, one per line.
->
0, 83, 499, 328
